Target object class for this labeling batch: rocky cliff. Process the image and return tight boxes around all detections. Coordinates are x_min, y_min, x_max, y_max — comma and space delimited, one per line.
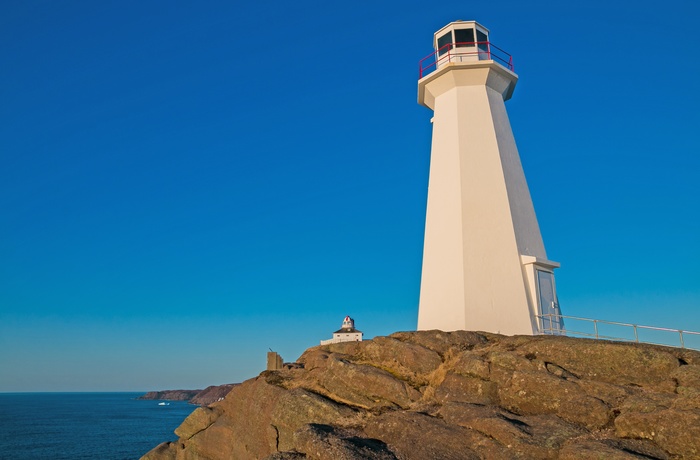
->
142, 331, 700, 459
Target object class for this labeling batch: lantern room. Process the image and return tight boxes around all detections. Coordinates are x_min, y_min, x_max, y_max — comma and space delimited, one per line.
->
433, 20, 490, 68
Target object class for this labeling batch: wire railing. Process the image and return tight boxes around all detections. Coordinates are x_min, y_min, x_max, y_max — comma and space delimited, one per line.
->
537, 314, 700, 351
419, 41, 514, 79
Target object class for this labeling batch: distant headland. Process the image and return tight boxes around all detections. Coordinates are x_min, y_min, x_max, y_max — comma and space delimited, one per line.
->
138, 384, 237, 406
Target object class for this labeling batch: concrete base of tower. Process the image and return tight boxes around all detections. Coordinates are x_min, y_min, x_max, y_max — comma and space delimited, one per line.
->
416, 255, 561, 336
416, 288, 539, 336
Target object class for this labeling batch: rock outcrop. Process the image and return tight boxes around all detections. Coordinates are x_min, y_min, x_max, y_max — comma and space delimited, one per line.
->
142, 331, 700, 459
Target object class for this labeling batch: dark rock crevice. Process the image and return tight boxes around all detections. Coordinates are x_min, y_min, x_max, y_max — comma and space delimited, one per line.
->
544, 361, 579, 380
271, 424, 280, 451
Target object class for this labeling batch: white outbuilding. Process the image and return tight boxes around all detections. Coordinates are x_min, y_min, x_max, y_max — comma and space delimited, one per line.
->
320, 316, 363, 345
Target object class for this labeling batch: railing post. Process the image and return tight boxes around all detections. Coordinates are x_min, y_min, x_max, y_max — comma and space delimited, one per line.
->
680, 331, 685, 348
593, 320, 599, 340
633, 325, 639, 342
550, 314, 554, 334
558, 314, 564, 335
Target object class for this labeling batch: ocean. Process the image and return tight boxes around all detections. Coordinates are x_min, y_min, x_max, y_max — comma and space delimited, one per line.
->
0, 393, 197, 460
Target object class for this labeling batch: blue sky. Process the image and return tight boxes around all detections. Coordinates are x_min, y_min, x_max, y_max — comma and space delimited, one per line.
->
1, 0, 698, 392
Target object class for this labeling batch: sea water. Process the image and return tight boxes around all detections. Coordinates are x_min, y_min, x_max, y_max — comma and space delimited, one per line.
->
0, 393, 196, 460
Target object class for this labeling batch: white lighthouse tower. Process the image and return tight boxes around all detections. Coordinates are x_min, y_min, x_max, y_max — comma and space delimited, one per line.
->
416, 21, 563, 335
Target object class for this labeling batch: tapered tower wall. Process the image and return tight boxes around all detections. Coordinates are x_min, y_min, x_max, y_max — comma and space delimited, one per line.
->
417, 61, 550, 335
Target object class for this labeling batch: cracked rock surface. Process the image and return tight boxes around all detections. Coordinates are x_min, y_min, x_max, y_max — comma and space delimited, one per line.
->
141, 331, 700, 459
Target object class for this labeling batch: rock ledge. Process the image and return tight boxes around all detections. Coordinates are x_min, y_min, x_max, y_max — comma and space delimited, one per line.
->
142, 331, 700, 459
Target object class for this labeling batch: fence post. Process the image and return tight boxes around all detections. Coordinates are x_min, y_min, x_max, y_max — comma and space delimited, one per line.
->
594, 320, 598, 340
680, 331, 685, 348
633, 325, 639, 343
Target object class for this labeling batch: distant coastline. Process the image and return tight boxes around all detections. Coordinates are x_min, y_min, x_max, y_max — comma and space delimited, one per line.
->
138, 384, 237, 406
137, 389, 200, 401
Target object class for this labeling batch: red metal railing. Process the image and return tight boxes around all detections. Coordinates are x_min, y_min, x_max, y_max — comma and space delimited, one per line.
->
418, 41, 514, 79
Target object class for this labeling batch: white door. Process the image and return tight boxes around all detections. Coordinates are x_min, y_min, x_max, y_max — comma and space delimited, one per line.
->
537, 270, 563, 334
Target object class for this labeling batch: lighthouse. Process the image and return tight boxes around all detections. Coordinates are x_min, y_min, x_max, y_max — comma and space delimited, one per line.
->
320, 316, 363, 345
416, 21, 563, 335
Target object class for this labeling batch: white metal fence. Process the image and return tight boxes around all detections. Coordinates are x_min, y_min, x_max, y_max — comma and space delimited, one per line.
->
536, 314, 700, 351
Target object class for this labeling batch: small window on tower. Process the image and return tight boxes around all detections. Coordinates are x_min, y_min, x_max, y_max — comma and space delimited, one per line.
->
437, 32, 452, 55
454, 28, 475, 47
